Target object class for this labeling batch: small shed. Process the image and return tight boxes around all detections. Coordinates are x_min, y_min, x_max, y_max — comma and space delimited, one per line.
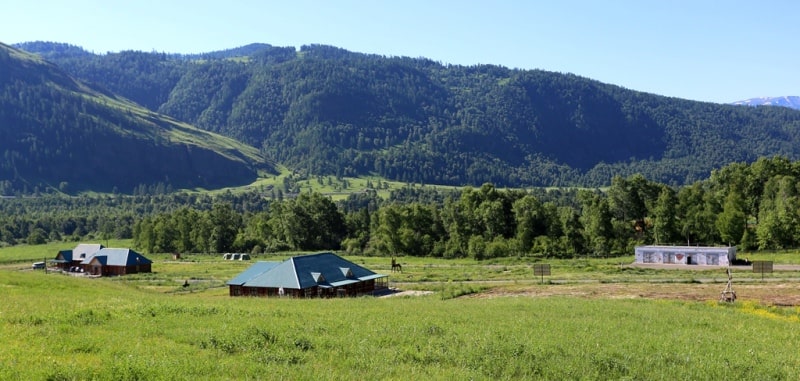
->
222, 253, 250, 260
227, 252, 388, 298
634, 245, 736, 266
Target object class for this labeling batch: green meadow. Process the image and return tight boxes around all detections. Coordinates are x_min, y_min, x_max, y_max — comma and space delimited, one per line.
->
2, 243, 800, 380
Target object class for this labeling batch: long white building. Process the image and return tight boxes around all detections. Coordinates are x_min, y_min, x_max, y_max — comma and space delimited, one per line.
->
634, 245, 736, 266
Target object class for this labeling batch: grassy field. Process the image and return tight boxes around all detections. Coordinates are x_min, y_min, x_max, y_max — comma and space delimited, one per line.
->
2, 271, 799, 380
201, 165, 458, 200
2, 244, 800, 379
4, 241, 800, 287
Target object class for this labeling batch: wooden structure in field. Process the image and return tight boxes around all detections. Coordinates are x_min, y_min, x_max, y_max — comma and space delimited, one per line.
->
53, 244, 152, 276
82, 248, 152, 276
227, 252, 388, 298
634, 245, 736, 266
719, 268, 736, 302
53, 243, 104, 270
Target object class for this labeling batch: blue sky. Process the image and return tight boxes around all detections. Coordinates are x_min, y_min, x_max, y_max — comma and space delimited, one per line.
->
2, 0, 797, 103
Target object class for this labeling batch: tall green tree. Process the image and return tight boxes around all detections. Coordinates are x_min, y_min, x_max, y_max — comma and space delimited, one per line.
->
677, 183, 719, 245
373, 204, 404, 255
559, 206, 585, 256
579, 191, 613, 257
209, 203, 240, 253
607, 175, 656, 219
755, 175, 800, 249
512, 195, 546, 252
716, 191, 746, 246
651, 187, 679, 245
269, 192, 346, 251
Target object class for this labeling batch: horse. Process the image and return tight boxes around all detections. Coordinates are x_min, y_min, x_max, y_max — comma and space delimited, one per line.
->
391, 257, 402, 273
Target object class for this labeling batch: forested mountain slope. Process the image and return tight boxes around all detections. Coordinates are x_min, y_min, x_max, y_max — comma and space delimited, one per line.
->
0, 43, 272, 195
16, 42, 800, 187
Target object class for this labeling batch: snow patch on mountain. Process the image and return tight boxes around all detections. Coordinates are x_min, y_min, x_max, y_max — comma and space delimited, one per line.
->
731, 96, 800, 110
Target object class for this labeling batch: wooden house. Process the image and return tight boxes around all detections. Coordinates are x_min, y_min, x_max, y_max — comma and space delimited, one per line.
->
227, 252, 388, 298
53, 243, 104, 271
634, 245, 736, 266
81, 248, 152, 276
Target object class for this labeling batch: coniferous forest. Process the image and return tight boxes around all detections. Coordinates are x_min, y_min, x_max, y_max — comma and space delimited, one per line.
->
2, 157, 799, 258
0, 42, 270, 195
9, 41, 800, 192
3, 41, 800, 257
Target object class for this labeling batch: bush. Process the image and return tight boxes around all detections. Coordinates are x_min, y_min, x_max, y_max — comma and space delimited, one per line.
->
486, 238, 511, 259
26, 229, 47, 245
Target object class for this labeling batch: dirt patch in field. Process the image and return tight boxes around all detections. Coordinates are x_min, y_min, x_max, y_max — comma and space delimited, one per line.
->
465, 282, 800, 306
377, 288, 434, 298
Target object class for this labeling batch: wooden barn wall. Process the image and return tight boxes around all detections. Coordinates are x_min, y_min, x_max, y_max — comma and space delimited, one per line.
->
232, 279, 384, 298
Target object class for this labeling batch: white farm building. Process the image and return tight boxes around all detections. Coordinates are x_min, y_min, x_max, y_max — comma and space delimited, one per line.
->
634, 246, 736, 266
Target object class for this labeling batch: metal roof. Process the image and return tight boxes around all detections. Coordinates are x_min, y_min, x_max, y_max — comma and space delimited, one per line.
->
230, 252, 387, 290
329, 279, 360, 287
226, 261, 280, 286
80, 248, 152, 266
357, 274, 386, 281
55, 249, 73, 262
72, 244, 104, 260
243, 260, 302, 289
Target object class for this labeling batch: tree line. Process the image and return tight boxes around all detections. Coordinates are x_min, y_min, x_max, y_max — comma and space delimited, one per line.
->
126, 157, 800, 257
4, 157, 800, 258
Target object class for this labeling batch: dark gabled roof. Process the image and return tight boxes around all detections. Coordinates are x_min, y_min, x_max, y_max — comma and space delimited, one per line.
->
56, 249, 73, 262
229, 252, 387, 290
80, 248, 152, 266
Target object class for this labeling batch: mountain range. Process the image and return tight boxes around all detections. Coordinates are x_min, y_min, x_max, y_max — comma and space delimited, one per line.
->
5, 41, 800, 194
0, 42, 271, 194
731, 96, 800, 110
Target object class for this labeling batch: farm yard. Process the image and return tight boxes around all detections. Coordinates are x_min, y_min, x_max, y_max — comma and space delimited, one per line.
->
2, 243, 800, 380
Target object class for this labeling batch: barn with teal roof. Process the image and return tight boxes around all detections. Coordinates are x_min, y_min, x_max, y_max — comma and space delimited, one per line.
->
227, 252, 388, 298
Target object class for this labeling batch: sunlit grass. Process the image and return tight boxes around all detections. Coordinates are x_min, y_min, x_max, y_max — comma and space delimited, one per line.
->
1, 269, 798, 380
197, 166, 454, 200
5, 243, 800, 286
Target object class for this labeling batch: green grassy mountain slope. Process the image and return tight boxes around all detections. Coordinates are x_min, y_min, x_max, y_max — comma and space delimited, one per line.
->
16, 42, 800, 187
0, 42, 272, 195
